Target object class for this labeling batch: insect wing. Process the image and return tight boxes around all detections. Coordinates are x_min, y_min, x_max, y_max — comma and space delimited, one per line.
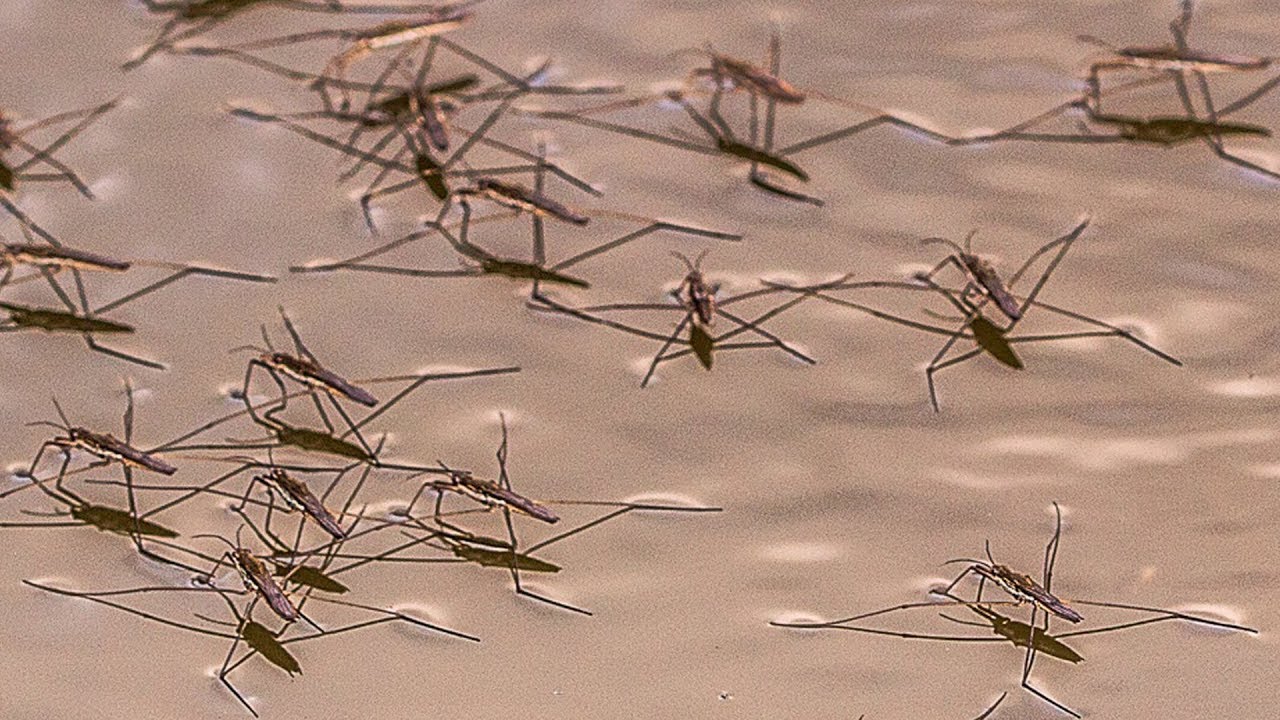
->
462, 476, 559, 523
299, 493, 346, 539
111, 439, 177, 475
309, 366, 378, 406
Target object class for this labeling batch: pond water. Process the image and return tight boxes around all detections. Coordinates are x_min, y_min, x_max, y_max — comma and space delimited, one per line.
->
0, 1, 1276, 718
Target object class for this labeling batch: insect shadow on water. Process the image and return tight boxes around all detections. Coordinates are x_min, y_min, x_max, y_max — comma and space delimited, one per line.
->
770, 502, 1259, 719
23, 511, 479, 717
530, 251, 816, 387
157, 359, 520, 469
521, 30, 953, 205
1076, 0, 1274, 115
370, 413, 723, 616
230, 307, 390, 460
292, 144, 740, 291
947, 10, 1280, 183
766, 217, 1181, 411
0, 234, 277, 369
225, 94, 599, 235
4, 380, 193, 567
122, 0, 477, 71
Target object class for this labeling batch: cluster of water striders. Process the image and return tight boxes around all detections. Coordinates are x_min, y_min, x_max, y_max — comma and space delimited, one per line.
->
0, 0, 1273, 716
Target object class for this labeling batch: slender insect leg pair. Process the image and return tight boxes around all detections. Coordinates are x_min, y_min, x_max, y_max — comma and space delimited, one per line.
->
3, 99, 118, 198
1010, 503, 1077, 717
238, 315, 378, 458
642, 288, 817, 387
487, 414, 590, 616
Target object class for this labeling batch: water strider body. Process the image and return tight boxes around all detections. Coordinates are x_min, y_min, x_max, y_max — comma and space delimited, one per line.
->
1092, 43, 1270, 73
321, 9, 473, 105
693, 48, 806, 104
440, 469, 559, 524
970, 562, 1082, 624
922, 232, 1023, 322
49, 427, 177, 476
254, 351, 378, 407
673, 251, 716, 326
255, 468, 347, 538
231, 547, 301, 622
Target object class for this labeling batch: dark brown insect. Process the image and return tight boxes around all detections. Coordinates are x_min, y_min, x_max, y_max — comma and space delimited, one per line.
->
692, 47, 806, 104
255, 467, 347, 539
255, 351, 378, 407
440, 468, 559, 524
231, 547, 301, 622
673, 250, 716, 326
1, 242, 132, 274
922, 231, 1022, 322
52, 427, 178, 476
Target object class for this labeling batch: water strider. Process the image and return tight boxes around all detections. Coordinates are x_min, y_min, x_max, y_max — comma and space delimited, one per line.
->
919, 231, 1023, 322
0, 243, 276, 369
384, 414, 722, 616
766, 218, 1181, 411
525, 31, 955, 205
1078, 0, 1273, 114
772, 502, 1258, 719
235, 308, 384, 458
530, 253, 815, 387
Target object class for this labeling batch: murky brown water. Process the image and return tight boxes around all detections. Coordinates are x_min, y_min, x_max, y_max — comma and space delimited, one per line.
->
1, 1, 1277, 718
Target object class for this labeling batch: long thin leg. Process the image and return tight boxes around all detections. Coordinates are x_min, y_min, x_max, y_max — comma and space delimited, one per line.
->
972, 693, 1008, 720
715, 307, 814, 364
1022, 302, 1182, 365
1020, 607, 1079, 718
500, 504, 591, 615
1043, 502, 1063, 593
550, 221, 740, 273
641, 315, 691, 388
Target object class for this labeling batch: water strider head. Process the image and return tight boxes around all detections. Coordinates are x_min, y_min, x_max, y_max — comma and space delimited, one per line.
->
672, 251, 716, 326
